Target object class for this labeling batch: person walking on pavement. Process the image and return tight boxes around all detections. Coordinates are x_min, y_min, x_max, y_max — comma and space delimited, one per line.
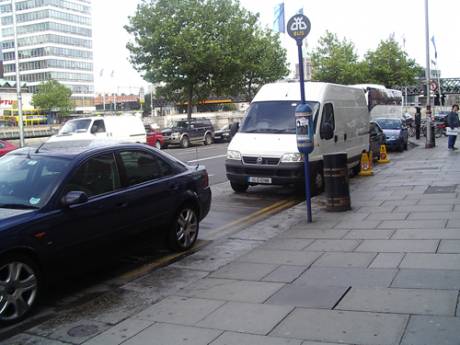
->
447, 104, 459, 150
415, 107, 421, 140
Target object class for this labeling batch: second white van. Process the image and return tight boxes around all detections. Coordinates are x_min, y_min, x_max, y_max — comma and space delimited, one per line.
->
225, 81, 370, 193
48, 115, 146, 144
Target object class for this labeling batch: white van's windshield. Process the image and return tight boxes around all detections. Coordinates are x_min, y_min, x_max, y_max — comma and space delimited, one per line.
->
59, 119, 92, 134
241, 101, 319, 134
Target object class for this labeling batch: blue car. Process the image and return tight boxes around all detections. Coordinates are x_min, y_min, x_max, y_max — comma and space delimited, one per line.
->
375, 118, 409, 152
0, 141, 211, 324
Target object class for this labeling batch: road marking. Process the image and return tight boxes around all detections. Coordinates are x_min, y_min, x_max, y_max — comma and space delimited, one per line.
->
187, 154, 227, 163
204, 197, 300, 241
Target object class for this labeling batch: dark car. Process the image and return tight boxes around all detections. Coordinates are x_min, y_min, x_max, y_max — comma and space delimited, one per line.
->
161, 118, 214, 148
213, 124, 231, 142
145, 125, 165, 149
375, 118, 409, 152
0, 141, 211, 324
369, 121, 386, 160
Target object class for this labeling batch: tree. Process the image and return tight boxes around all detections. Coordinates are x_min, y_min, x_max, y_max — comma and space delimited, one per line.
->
32, 80, 73, 115
309, 31, 364, 85
126, 0, 288, 119
363, 35, 424, 88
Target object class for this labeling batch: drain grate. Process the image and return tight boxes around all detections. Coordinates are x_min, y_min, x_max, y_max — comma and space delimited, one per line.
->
424, 185, 457, 194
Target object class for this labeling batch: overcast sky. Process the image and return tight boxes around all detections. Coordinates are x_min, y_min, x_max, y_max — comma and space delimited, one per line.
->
92, 0, 459, 94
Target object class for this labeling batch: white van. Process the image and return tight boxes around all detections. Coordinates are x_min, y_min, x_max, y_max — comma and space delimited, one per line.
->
225, 81, 370, 193
48, 115, 146, 143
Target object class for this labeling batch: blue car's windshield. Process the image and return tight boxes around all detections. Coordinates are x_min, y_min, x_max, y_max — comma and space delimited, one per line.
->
241, 101, 320, 134
0, 154, 70, 209
376, 119, 402, 130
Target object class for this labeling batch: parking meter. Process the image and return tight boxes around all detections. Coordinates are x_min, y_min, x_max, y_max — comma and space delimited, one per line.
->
295, 103, 314, 154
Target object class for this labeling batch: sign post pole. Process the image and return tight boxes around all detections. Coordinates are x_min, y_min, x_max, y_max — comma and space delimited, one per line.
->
287, 14, 313, 223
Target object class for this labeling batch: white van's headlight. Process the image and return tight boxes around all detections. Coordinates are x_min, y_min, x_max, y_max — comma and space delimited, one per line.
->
281, 153, 304, 162
227, 150, 242, 160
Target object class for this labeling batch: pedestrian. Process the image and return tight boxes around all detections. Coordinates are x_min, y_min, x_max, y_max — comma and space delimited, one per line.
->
414, 107, 421, 140
447, 104, 460, 150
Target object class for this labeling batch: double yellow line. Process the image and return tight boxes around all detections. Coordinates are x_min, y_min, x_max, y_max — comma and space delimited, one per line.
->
205, 197, 301, 240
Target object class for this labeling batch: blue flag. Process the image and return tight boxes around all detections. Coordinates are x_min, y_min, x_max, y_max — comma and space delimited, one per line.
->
273, 2, 285, 33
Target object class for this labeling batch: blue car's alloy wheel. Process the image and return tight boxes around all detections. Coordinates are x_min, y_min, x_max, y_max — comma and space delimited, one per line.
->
169, 206, 199, 251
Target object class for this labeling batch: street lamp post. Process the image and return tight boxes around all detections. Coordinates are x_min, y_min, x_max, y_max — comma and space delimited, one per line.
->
11, 0, 25, 147
424, 0, 434, 148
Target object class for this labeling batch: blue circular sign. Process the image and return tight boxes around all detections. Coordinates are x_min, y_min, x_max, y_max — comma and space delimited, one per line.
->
287, 14, 311, 42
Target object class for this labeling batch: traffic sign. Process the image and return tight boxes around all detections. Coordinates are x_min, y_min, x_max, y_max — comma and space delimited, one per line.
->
287, 14, 311, 43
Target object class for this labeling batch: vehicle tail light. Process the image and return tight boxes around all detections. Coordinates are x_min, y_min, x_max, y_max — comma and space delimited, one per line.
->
202, 171, 209, 188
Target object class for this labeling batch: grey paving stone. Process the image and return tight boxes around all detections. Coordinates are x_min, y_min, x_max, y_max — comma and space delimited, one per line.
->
378, 220, 447, 229
312, 252, 376, 268
121, 323, 222, 345
369, 253, 405, 268
134, 296, 225, 325
352, 200, 384, 207
392, 269, 460, 289
337, 287, 457, 316
237, 249, 322, 266
177, 278, 283, 303
209, 331, 302, 345
271, 308, 408, 345
392, 229, 460, 240
408, 212, 460, 220
82, 319, 152, 345
400, 254, 460, 270
344, 229, 395, 239
280, 229, 349, 239
262, 265, 306, 283
382, 199, 419, 207
259, 238, 314, 251
355, 240, 439, 253
197, 302, 293, 335
304, 239, 360, 252
446, 220, 460, 229
301, 342, 351, 345
296, 267, 397, 287
438, 240, 460, 253
366, 212, 409, 221
400, 315, 460, 345
354, 205, 396, 213
2, 334, 70, 345
334, 220, 381, 229
395, 205, 454, 213
266, 283, 348, 308
210, 262, 278, 281
418, 199, 457, 205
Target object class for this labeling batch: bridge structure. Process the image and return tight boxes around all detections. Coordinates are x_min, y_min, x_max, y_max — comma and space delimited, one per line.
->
394, 78, 460, 96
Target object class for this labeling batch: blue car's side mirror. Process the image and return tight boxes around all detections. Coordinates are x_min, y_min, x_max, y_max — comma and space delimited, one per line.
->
61, 191, 88, 207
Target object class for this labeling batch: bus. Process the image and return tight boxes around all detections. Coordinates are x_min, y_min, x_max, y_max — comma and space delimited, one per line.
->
0, 109, 48, 126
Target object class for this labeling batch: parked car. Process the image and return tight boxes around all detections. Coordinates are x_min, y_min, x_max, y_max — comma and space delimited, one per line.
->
0, 141, 211, 324
145, 125, 165, 149
48, 115, 146, 144
369, 121, 385, 160
213, 124, 231, 142
0, 140, 16, 156
375, 118, 408, 151
161, 118, 214, 148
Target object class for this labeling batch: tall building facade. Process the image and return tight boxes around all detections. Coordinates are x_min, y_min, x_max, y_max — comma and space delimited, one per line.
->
0, 0, 94, 111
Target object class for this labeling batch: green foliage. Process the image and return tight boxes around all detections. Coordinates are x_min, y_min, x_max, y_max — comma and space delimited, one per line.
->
32, 80, 73, 114
310, 31, 363, 85
125, 0, 288, 117
363, 35, 424, 88
310, 32, 423, 87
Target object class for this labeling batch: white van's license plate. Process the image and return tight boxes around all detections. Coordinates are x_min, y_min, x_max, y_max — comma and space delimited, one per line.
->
248, 177, 272, 184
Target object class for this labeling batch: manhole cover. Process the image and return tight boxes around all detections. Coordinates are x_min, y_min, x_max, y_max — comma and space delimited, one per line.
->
67, 325, 99, 337
424, 185, 457, 194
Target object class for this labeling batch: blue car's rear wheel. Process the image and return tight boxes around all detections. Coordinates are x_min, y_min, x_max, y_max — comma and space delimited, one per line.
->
168, 205, 199, 252
0, 254, 40, 325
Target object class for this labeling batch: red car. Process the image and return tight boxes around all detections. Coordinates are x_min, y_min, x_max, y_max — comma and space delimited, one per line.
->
0, 140, 16, 156
145, 126, 165, 149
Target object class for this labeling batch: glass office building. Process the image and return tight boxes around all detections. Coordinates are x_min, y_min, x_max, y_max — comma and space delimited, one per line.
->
0, 0, 94, 111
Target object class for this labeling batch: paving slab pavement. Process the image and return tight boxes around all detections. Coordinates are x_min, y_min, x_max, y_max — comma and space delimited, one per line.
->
3, 137, 460, 345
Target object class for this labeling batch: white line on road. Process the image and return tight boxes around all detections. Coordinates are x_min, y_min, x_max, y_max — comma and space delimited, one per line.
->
187, 154, 227, 163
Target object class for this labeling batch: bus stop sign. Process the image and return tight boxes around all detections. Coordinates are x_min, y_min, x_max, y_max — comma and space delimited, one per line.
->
287, 14, 311, 44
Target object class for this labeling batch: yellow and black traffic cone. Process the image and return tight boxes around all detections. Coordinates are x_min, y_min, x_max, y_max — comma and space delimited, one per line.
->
377, 144, 390, 164
358, 151, 373, 176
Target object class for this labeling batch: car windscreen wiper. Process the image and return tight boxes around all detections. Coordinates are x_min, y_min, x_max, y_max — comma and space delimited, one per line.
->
0, 203, 39, 210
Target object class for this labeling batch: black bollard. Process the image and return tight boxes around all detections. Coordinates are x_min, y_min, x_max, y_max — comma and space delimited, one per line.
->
323, 153, 351, 212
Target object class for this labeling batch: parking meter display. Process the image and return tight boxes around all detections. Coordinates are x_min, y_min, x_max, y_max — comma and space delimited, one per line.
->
295, 103, 314, 154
